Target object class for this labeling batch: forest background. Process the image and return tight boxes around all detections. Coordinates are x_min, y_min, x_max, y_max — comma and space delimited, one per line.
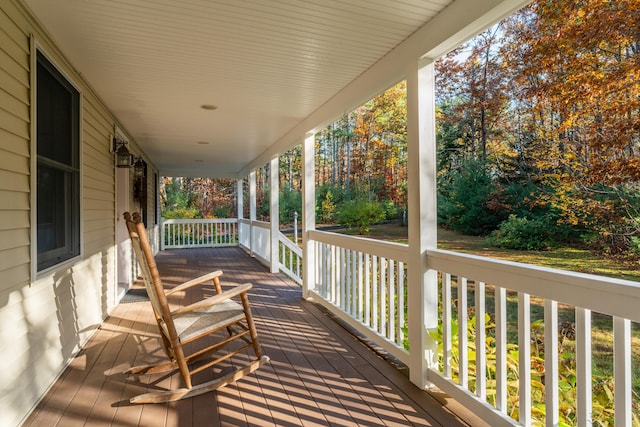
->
161, 0, 640, 265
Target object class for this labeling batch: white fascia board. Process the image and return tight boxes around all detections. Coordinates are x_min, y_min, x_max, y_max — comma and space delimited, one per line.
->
239, 0, 532, 177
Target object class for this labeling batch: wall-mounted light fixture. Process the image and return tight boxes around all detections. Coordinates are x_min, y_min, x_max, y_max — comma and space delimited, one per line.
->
132, 156, 147, 205
112, 136, 132, 168
133, 156, 146, 178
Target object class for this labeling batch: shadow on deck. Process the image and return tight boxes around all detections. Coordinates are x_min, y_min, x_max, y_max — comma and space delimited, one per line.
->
23, 247, 484, 427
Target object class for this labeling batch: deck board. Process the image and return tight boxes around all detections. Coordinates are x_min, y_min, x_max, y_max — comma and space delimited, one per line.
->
22, 247, 483, 427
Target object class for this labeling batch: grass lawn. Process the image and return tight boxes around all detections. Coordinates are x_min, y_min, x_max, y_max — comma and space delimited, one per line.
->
340, 222, 640, 407
436, 227, 640, 282
346, 222, 640, 282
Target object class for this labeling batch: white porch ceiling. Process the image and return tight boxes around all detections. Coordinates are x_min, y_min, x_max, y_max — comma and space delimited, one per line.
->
23, 0, 526, 178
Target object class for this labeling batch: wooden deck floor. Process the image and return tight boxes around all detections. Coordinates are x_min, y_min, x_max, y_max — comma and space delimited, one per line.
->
23, 247, 485, 427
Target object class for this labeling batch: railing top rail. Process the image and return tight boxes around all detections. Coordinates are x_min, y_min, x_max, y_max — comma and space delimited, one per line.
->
309, 229, 408, 263
162, 218, 238, 224
278, 231, 302, 257
251, 220, 271, 229
428, 248, 640, 323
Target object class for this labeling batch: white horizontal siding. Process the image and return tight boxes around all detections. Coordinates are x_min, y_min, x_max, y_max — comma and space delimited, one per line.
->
0, 227, 29, 249
0, 6, 46, 427
0, 146, 29, 174
0, 77, 29, 296
0, 84, 29, 119
0, 246, 29, 272
0, 127, 29, 156
0, 1, 132, 425
0, 189, 29, 210
82, 95, 116, 260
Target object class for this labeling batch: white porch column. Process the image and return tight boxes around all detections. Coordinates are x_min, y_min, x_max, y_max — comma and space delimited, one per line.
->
301, 132, 315, 299
249, 170, 256, 256
406, 59, 438, 388
237, 178, 243, 220
270, 155, 279, 273
237, 178, 244, 248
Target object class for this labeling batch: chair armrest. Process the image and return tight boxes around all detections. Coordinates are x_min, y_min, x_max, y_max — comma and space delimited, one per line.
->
165, 270, 223, 295
171, 283, 253, 316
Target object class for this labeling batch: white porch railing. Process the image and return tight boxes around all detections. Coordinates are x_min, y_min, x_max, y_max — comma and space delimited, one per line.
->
162, 218, 301, 284
239, 218, 251, 249
161, 218, 238, 249
238, 218, 272, 266
158, 216, 639, 426
308, 230, 409, 364
303, 231, 639, 427
278, 231, 302, 285
149, 223, 161, 255
251, 220, 271, 264
426, 249, 640, 427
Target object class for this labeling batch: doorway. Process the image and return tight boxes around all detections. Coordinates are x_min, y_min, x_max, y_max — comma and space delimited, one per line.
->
116, 166, 132, 300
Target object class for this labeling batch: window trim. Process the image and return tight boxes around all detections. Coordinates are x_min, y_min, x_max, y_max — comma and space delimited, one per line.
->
31, 41, 84, 280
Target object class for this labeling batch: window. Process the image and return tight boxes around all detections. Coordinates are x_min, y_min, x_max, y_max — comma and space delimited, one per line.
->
36, 52, 80, 271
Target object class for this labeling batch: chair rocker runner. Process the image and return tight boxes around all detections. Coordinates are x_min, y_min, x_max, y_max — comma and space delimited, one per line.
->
123, 212, 269, 403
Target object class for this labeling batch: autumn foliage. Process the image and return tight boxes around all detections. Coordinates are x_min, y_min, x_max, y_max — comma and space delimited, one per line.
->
437, 0, 640, 258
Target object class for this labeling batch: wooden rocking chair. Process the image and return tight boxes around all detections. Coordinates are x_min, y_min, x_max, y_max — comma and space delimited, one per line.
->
122, 212, 269, 403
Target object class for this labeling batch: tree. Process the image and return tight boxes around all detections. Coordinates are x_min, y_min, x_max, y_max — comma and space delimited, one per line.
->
311, 81, 409, 220
502, 0, 640, 255
436, 26, 511, 166
435, 0, 640, 257
438, 160, 506, 235
161, 177, 236, 219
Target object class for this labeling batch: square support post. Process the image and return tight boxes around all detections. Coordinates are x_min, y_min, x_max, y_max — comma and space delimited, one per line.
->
270, 155, 280, 273
237, 177, 244, 248
406, 59, 438, 388
249, 170, 256, 256
302, 133, 316, 299
237, 178, 243, 220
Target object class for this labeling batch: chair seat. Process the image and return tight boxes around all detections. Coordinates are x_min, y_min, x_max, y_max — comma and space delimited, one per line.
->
173, 299, 245, 342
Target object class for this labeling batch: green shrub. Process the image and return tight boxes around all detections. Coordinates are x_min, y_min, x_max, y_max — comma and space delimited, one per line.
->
280, 188, 302, 224
213, 205, 230, 218
430, 298, 623, 426
631, 235, 640, 258
162, 208, 200, 219
381, 199, 398, 220
488, 214, 562, 250
316, 184, 348, 222
257, 188, 270, 221
319, 190, 337, 223
337, 200, 385, 234
438, 160, 506, 235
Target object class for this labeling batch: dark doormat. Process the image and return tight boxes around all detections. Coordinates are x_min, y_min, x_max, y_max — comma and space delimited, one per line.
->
121, 287, 149, 303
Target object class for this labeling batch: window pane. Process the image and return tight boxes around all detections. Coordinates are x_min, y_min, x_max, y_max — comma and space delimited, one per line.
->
37, 165, 67, 254
37, 59, 74, 166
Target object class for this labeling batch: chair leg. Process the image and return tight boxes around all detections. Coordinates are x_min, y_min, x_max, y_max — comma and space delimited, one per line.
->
240, 293, 262, 359
172, 341, 193, 389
